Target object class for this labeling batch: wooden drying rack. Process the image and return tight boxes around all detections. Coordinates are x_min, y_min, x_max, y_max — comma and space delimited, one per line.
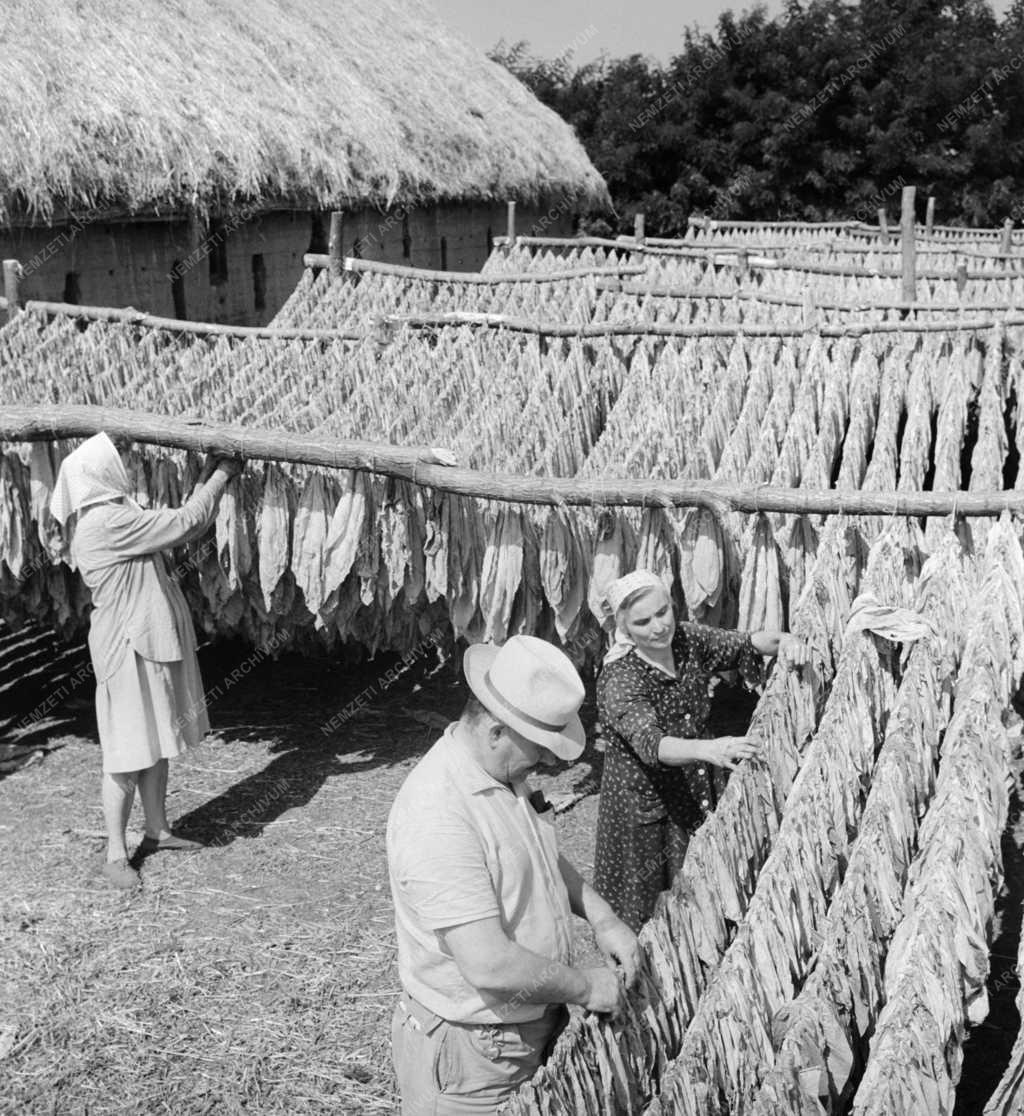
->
2, 293, 1023, 342
3, 404, 1024, 518
3, 188, 1021, 337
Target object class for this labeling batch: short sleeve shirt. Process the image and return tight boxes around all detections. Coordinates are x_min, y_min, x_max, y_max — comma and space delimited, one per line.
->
596, 622, 763, 817
386, 726, 572, 1024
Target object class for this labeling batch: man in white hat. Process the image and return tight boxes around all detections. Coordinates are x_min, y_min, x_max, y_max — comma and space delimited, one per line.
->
387, 635, 639, 1114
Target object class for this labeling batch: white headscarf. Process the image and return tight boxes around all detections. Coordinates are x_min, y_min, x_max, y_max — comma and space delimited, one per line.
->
602, 570, 668, 665
50, 432, 132, 524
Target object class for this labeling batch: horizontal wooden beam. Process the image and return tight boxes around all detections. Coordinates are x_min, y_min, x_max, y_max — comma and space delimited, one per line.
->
0, 405, 455, 470
301, 254, 647, 283
596, 279, 1023, 313
3, 404, 1024, 516
7, 297, 1023, 344
13, 299, 363, 341
848, 220, 1005, 241
685, 217, 861, 230
491, 236, 1023, 278
384, 309, 1024, 336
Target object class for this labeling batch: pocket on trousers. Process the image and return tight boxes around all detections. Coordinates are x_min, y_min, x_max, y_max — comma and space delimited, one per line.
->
435, 1023, 540, 1098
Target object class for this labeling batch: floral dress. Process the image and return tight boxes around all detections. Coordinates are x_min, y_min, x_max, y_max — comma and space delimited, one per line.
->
593, 622, 763, 932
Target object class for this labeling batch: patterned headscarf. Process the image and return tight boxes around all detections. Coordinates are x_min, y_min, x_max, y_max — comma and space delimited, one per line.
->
603, 570, 668, 665
50, 432, 132, 524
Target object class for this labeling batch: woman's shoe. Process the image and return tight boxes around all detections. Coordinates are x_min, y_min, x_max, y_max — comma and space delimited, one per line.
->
139, 833, 204, 853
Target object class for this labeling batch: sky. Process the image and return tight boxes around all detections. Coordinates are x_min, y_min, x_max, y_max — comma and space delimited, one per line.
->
432, 0, 1013, 65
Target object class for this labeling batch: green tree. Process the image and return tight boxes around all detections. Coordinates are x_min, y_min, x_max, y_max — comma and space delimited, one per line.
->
490, 0, 1024, 234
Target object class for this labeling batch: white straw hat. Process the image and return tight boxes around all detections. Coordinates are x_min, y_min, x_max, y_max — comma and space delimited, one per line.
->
463, 635, 586, 761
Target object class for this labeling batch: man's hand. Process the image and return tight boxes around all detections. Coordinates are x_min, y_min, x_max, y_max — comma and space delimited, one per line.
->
581, 966, 625, 1015
594, 917, 640, 987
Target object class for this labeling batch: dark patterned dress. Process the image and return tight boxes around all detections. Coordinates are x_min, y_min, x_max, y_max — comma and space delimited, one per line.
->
593, 622, 763, 932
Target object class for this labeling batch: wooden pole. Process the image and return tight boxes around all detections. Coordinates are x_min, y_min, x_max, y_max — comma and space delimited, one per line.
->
5, 403, 1024, 517
925, 196, 935, 237
507, 201, 517, 243
634, 212, 646, 246
737, 247, 749, 279
1001, 217, 1014, 255
383, 310, 1024, 338
17, 292, 1024, 341
802, 289, 817, 331
467, 235, 1022, 277
956, 262, 969, 296
302, 255, 646, 283
900, 186, 917, 303
20, 299, 363, 340
596, 278, 1018, 314
3, 260, 21, 322
328, 211, 344, 279
686, 217, 861, 231
877, 208, 890, 244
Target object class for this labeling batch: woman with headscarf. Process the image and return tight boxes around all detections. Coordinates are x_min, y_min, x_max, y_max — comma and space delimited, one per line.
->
593, 570, 808, 931
51, 433, 244, 889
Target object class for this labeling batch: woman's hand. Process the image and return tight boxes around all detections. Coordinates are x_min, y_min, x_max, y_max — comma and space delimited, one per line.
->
692, 735, 762, 770
751, 631, 809, 666
197, 454, 219, 485
215, 456, 245, 480
778, 634, 809, 668
658, 735, 762, 768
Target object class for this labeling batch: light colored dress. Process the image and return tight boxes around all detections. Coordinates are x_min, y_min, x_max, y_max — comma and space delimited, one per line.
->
72, 487, 218, 773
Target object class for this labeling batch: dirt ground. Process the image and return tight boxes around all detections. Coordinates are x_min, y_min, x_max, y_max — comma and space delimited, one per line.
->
0, 625, 1020, 1115
0, 630, 613, 1116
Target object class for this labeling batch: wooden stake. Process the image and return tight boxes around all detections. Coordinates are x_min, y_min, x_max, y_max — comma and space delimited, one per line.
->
737, 247, 749, 279
5, 402, 1024, 517
3, 260, 21, 322
507, 201, 517, 243
634, 212, 646, 246
328, 211, 344, 279
900, 186, 917, 303
956, 262, 968, 296
877, 208, 890, 244
1001, 217, 1014, 255
925, 196, 935, 236
802, 288, 817, 331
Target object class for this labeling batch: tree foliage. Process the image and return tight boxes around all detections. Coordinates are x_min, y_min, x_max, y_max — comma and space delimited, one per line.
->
490, 0, 1024, 235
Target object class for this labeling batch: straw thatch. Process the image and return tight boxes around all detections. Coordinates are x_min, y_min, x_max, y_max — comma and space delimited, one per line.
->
0, 0, 609, 224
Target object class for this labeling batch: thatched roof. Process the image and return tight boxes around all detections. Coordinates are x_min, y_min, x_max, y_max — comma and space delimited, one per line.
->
0, 0, 608, 224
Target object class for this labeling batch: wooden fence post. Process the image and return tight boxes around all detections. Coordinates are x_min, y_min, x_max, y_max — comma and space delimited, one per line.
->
1001, 217, 1014, 255
925, 196, 935, 237
507, 201, 517, 244
955, 261, 968, 296
737, 247, 749, 279
3, 260, 21, 322
900, 186, 917, 303
802, 288, 817, 331
877, 208, 890, 245
634, 212, 646, 246
328, 211, 344, 279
